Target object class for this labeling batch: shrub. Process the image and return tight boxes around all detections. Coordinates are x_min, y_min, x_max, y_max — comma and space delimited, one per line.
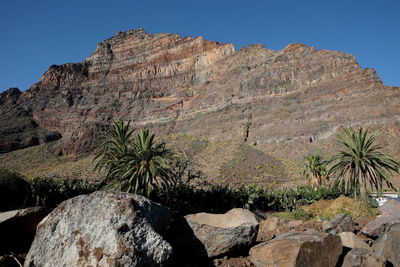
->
29, 177, 99, 207
153, 183, 347, 216
0, 168, 32, 211
302, 195, 379, 220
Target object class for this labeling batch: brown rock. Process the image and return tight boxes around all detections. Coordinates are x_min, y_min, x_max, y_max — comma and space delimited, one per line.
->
250, 231, 342, 267
372, 223, 400, 266
1, 29, 400, 187
0, 206, 50, 254
354, 216, 377, 231
182, 208, 259, 258
361, 215, 400, 237
342, 248, 385, 267
339, 232, 372, 251
361, 200, 400, 237
257, 216, 311, 242
322, 213, 355, 234
379, 199, 400, 217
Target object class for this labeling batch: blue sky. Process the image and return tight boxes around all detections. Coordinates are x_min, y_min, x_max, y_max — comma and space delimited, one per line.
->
0, 0, 399, 92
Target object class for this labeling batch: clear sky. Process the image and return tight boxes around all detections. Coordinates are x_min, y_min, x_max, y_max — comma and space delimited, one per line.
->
0, 0, 399, 92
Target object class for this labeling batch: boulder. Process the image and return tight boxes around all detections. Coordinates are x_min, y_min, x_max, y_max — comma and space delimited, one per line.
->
342, 248, 385, 267
372, 223, 400, 266
361, 215, 400, 237
257, 216, 291, 242
24, 191, 173, 267
260, 216, 291, 232
361, 200, 400, 237
249, 231, 342, 267
0, 206, 50, 254
256, 216, 318, 242
322, 213, 355, 234
379, 199, 400, 217
339, 232, 372, 251
180, 208, 258, 258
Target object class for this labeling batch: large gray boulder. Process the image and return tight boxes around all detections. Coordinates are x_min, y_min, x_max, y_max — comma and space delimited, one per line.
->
24, 191, 173, 267
361, 200, 400, 237
180, 208, 258, 258
249, 231, 342, 267
372, 223, 400, 266
342, 248, 385, 267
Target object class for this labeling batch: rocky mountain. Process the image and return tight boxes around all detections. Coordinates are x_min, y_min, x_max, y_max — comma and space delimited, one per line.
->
1, 28, 399, 170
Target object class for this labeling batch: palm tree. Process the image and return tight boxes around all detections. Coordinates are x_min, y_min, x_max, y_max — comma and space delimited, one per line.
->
303, 153, 327, 189
328, 128, 399, 198
94, 121, 133, 182
116, 129, 173, 196
94, 122, 173, 197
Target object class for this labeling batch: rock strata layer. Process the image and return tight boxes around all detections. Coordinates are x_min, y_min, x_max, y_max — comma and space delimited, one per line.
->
1, 29, 399, 170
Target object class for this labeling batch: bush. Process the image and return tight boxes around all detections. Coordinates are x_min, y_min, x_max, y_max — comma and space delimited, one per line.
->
302, 195, 379, 220
30, 177, 100, 207
153, 183, 347, 216
0, 168, 32, 211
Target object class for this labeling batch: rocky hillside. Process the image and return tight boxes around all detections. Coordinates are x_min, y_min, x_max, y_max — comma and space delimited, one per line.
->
1, 29, 399, 181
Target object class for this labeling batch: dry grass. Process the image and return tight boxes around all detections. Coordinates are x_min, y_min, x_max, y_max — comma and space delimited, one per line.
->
302, 195, 379, 220
0, 142, 103, 181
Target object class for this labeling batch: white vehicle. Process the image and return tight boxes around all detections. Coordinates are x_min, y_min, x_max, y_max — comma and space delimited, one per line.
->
369, 192, 399, 206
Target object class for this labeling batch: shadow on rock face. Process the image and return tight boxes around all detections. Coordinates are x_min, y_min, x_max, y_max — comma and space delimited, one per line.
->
166, 217, 212, 267
0, 207, 50, 255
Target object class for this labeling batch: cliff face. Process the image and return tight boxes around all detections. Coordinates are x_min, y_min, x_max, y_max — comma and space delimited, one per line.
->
1, 29, 399, 160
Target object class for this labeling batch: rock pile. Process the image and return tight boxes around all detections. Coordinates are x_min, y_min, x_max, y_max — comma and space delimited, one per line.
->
0, 193, 399, 266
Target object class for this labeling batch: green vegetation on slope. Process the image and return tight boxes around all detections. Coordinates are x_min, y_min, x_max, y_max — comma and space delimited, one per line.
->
0, 142, 102, 181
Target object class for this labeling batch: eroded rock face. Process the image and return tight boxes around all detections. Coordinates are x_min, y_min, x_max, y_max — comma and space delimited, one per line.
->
249, 231, 342, 267
24, 191, 172, 267
1, 28, 399, 169
179, 208, 259, 258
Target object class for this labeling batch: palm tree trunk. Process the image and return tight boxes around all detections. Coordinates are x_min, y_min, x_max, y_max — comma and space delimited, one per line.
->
360, 184, 368, 201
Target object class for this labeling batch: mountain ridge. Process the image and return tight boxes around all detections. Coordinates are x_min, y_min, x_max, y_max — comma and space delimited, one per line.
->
1, 29, 399, 169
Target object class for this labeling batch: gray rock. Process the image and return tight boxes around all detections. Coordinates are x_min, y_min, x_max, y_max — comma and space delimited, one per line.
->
379, 199, 400, 217
342, 248, 385, 267
322, 213, 355, 234
372, 223, 400, 266
361, 215, 400, 237
183, 208, 258, 258
249, 231, 342, 267
0, 206, 50, 254
24, 191, 172, 267
361, 201, 400, 237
